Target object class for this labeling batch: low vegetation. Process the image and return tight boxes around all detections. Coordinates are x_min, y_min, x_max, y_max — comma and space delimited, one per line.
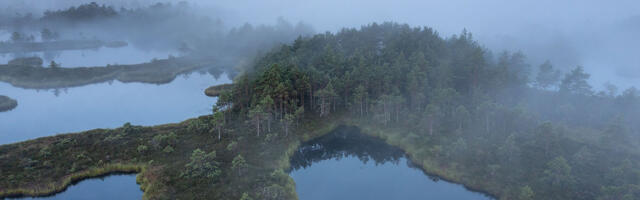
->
0, 112, 341, 199
205, 83, 234, 97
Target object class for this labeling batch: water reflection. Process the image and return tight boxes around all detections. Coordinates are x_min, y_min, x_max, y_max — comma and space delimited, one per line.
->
0, 45, 175, 68
0, 72, 230, 144
290, 126, 405, 170
289, 126, 491, 200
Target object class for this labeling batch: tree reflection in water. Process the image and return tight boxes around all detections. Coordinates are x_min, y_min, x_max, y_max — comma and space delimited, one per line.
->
289, 126, 407, 172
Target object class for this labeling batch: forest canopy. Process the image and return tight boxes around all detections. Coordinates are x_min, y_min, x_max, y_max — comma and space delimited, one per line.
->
218, 22, 640, 199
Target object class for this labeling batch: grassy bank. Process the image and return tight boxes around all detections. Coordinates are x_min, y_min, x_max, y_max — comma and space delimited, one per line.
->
0, 163, 145, 198
4, 107, 596, 200
0, 95, 18, 112
0, 112, 343, 199
344, 119, 501, 198
0, 111, 501, 200
204, 83, 234, 97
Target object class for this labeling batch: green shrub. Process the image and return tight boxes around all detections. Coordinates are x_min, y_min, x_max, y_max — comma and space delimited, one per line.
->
163, 145, 174, 154
137, 145, 148, 154
231, 154, 248, 176
181, 148, 221, 179
55, 138, 75, 148
264, 134, 277, 143
151, 132, 178, 149
104, 134, 123, 142
39, 146, 52, 158
187, 119, 209, 133
240, 192, 253, 200
226, 141, 237, 152
519, 186, 535, 200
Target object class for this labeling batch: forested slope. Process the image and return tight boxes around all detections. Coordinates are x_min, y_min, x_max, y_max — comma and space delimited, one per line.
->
221, 22, 640, 199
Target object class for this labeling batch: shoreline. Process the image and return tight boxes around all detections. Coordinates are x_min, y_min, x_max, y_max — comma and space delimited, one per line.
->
204, 83, 234, 97
0, 164, 145, 198
0, 113, 501, 199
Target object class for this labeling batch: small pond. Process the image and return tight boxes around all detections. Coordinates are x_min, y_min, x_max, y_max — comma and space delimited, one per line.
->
9, 174, 142, 200
289, 126, 492, 200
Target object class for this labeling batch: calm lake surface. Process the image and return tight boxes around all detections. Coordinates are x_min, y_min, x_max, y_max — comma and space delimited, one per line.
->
0, 45, 176, 68
289, 126, 492, 200
0, 31, 175, 67
9, 174, 142, 200
0, 71, 230, 145
0, 33, 228, 199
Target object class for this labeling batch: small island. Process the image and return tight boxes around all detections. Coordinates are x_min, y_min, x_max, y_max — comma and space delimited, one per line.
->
0, 56, 222, 89
0, 40, 128, 53
0, 95, 18, 112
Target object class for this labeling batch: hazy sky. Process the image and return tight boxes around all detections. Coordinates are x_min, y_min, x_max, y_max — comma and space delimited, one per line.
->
202, 0, 640, 89
2, 0, 639, 89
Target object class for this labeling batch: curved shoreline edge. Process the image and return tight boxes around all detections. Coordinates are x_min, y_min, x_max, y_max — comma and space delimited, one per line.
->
350, 122, 500, 199
204, 83, 234, 97
0, 164, 146, 199
0, 114, 499, 200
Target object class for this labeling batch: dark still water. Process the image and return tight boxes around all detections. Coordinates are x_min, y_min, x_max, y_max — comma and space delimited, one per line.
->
289, 126, 491, 200
9, 174, 142, 200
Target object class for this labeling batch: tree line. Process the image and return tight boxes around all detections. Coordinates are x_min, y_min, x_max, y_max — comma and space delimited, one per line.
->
213, 22, 640, 199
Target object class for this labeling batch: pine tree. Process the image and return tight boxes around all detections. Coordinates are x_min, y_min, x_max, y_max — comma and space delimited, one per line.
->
560, 66, 592, 95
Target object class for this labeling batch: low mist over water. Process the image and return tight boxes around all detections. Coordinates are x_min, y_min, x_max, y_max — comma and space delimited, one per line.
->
3, 0, 638, 89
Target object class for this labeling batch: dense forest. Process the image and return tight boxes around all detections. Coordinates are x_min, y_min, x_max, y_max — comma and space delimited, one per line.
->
212, 22, 640, 199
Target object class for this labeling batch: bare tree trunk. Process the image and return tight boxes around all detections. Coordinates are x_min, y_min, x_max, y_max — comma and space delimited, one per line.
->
332, 97, 336, 112
429, 118, 433, 136
309, 86, 313, 110
485, 114, 490, 133
360, 100, 363, 117
284, 123, 289, 137
395, 105, 399, 123
256, 118, 261, 137
267, 116, 271, 133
